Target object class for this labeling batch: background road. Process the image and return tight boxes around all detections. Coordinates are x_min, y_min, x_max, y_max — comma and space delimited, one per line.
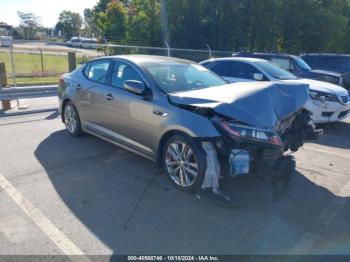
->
0, 97, 350, 257
12, 40, 101, 56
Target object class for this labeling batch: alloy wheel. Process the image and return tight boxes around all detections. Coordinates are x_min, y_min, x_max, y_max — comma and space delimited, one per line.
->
64, 104, 78, 134
165, 141, 199, 187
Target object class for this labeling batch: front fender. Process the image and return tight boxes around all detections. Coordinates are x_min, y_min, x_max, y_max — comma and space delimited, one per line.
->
151, 101, 221, 155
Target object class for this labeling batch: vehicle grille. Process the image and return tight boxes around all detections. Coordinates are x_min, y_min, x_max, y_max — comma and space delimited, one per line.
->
340, 95, 349, 104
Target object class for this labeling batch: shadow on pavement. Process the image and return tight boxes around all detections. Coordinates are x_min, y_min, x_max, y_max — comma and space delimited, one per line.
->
314, 121, 350, 149
34, 130, 350, 254
0, 108, 57, 118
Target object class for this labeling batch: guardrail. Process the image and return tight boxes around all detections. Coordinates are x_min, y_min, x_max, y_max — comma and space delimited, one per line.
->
0, 85, 58, 100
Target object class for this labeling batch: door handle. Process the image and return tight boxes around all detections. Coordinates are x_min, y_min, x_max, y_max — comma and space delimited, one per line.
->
153, 108, 168, 117
75, 83, 81, 90
105, 93, 114, 101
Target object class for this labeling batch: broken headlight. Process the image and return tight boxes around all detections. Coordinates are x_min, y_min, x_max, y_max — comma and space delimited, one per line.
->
309, 90, 338, 102
219, 122, 283, 146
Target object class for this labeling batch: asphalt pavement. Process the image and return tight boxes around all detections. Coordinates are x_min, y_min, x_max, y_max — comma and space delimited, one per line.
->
0, 97, 350, 257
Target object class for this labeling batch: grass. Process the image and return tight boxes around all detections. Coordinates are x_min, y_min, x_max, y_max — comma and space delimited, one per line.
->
8, 76, 59, 86
0, 51, 86, 86
0, 52, 68, 75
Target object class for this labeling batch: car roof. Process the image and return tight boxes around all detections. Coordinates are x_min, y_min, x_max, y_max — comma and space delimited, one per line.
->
201, 57, 266, 63
91, 55, 194, 65
301, 53, 350, 57
236, 52, 297, 59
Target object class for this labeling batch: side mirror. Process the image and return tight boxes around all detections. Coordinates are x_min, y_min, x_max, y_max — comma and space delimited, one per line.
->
253, 73, 264, 81
123, 80, 145, 95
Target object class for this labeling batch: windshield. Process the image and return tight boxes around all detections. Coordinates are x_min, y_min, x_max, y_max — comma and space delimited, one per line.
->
294, 56, 312, 70
255, 61, 298, 80
142, 62, 227, 93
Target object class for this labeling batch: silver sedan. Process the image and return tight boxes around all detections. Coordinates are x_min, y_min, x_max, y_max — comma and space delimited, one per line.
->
58, 55, 319, 197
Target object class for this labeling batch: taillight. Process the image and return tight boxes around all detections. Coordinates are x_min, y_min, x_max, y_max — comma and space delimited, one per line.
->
59, 76, 65, 86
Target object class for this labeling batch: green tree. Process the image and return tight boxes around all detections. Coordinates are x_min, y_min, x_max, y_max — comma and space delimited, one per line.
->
87, 0, 350, 54
96, 0, 127, 41
56, 11, 82, 40
93, 0, 112, 13
127, 0, 162, 45
84, 8, 99, 37
17, 11, 41, 40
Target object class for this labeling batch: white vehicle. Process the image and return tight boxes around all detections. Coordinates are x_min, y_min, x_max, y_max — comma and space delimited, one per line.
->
80, 38, 99, 49
66, 37, 82, 48
0, 35, 13, 47
201, 57, 350, 123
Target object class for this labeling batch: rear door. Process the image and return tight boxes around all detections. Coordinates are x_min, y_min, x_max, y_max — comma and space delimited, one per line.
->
87, 59, 155, 157
204, 61, 230, 78
205, 61, 260, 82
79, 58, 113, 127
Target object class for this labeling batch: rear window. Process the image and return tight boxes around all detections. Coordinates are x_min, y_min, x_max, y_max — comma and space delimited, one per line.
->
85, 60, 111, 84
317, 57, 341, 70
204, 61, 230, 76
301, 55, 317, 67
303, 55, 350, 72
340, 57, 350, 71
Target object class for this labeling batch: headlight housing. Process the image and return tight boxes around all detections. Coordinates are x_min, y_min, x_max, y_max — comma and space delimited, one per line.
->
309, 90, 338, 102
219, 121, 283, 146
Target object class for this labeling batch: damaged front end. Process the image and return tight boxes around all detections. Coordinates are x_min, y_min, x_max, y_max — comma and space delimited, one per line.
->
168, 82, 323, 195
211, 110, 322, 183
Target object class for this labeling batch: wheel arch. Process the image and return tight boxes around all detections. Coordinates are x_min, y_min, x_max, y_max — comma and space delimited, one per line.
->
61, 98, 73, 123
156, 129, 195, 167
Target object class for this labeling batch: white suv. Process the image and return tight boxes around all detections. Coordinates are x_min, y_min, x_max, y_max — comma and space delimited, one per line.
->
66, 37, 82, 48
201, 57, 350, 123
81, 38, 99, 49
0, 36, 13, 47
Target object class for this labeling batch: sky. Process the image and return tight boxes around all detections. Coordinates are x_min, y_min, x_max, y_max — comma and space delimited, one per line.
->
0, 0, 98, 28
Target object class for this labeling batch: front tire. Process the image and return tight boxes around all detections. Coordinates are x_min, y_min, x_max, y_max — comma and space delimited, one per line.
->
162, 134, 206, 192
63, 101, 82, 137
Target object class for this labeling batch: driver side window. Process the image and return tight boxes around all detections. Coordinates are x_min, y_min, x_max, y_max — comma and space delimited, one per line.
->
111, 61, 143, 88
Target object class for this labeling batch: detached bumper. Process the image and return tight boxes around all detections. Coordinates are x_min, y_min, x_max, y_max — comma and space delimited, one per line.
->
304, 100, 350, 123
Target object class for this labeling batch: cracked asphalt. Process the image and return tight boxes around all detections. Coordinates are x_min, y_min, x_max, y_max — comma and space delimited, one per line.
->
0, 97, 350, 257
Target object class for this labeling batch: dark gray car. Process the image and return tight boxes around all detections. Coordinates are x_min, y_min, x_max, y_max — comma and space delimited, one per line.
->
58, 55, 320, 199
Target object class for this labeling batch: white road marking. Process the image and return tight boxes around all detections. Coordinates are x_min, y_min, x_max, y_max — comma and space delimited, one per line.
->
290, 232, 320, 254
318, 182, 350, 226
318, 197, 347, 226
0, 173, 92, 262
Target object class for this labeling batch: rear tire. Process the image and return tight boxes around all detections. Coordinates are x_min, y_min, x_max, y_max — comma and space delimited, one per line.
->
162, 134, 206, 192
63, 101, 82, 137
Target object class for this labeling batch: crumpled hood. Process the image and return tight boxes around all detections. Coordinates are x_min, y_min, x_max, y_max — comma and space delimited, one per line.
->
168, 82, 309, 130
283, 78, 348, 96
